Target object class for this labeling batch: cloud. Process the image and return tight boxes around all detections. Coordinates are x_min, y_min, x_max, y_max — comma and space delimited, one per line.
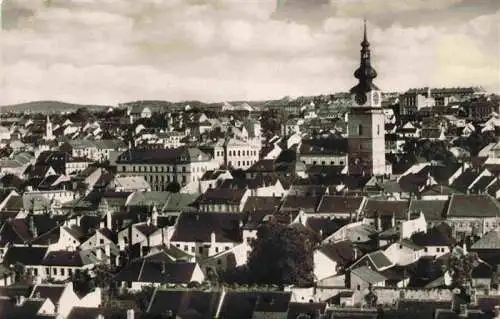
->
0, 0, 498, 105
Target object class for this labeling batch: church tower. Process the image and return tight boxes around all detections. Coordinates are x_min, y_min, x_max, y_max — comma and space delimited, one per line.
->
45, 114, 54, 141
347, 21, 386, 176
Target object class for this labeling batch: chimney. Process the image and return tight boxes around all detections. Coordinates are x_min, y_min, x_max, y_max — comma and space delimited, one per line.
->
161, 261, 166, 274
28, 214, 38, 238
211, 232, 216, 246
152, 205, 158, 226
106, 210, 113, 231
127, 309, 135, 319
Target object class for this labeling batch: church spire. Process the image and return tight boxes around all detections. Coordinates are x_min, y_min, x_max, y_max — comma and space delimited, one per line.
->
350, 20, 378, 95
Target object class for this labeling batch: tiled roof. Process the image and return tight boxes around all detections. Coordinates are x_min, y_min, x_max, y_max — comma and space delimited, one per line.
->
42, 250, 98, 267
350, 266, 387, 284
317, 241, 355, 266
147, 290, 221, 317
471, 230, 500, 250
117, 146, 211, 164
315, 195, 364, 215
446, 194, 500, 218
170, 212, 243, 243
362, 199, 410, 219
408, 198, 448, 221
199, 188, 247, 205
242, 196, 281, 213
411, 224, 455, 247
30, 285, 65, 304
115, 260, 198, 285
219, 291, 291, 319
3, 246, 48, 266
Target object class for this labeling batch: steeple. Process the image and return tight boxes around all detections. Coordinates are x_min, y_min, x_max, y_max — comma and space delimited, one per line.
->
350, 20, 378, 95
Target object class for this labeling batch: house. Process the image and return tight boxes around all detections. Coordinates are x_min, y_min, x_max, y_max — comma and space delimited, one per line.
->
219, 175, 286, 198
29, 282, 100, 317
411, 223, 455, 258
384, 239, 424, 266
146, 289, 221, 318
0, 296, 56, 318
117, 222, 159, 252
445, 194, 500, 236
41, 250, 99, 281
313, 241, 355, 282
116, 146, 218, 191
298, 142, 347, 167
109, 175, 151, 192
217, 291, 292, 319
313, 195, 365, 220
198, 188, 251, 213
61, 139, 127, 162
79, 228, 119, 266
114, 257, 204, 292
198, 170, 233, 194
169, 212, 243, 260
2, 245, 49, 280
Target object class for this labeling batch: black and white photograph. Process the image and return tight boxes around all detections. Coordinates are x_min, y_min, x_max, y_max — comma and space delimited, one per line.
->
0, 0, 498, 318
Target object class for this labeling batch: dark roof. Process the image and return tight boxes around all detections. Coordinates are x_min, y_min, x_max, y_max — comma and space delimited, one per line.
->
411, 223, 455, 247
170, 212, 243, 243
287, 302, 326, 319
115, 260, 198, 284
408, 198, 448, 221
470, 175, 496, 193
42, 250, 96, 267
317, 241, 355, 266
280, 195, 320, 213
0, 297, 56, 319
199, 187, 247, 205
447, 194, 500, 218
116, 147, 210, 165
147, 290, 221, 317
315, 195, 364, 215
135, 223, 158, 237
451, 168, 480, 192
362, 199, 409, 219
3, 246, 48, 266
242, 196, 281, 214
306, 218, 347, 239
30, 285, 65, 304
218, 291, 291, 319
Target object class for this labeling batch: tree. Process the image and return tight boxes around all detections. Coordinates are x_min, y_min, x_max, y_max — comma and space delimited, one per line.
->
165, 182, 181, 193
71, 269, 95, 296
448, 247, 479, 288
247, 222, 314, 287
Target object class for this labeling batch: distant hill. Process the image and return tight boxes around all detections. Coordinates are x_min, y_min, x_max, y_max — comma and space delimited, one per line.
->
0, 101, 112, 114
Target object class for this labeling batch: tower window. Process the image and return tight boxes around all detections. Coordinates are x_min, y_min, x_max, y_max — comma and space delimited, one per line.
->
358, 124, 363, 135
377, 124, 380, 136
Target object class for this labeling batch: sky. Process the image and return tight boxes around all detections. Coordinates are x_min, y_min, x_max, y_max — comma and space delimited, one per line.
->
0, 0, 498, 105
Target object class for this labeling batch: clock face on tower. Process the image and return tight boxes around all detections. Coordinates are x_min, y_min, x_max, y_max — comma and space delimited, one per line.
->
355, 93, 367, 106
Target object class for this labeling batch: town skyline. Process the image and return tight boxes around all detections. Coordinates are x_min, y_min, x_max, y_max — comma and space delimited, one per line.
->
0, 0, 498, 105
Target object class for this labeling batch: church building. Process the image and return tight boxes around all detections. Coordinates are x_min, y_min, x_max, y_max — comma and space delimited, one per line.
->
347, 21, 389, 176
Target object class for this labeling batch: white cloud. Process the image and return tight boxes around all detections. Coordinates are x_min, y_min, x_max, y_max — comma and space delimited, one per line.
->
0, 0, 497, 105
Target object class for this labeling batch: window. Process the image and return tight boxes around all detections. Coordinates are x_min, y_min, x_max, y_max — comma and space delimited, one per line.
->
217, 260, 222, 265
424, 247, 428, 252
358, 124, 363, 135
357, 285, 361, 291
46, 268, 50, 275
69, 269, 73, 276
53, 268, 57, 275
199, 247, 203, 253
215, 247, 219, 253
60, 268, 65, 276
377, 124, 380, 136
225, 246, 229, 250
191, 247, 195, 253
122, 166, 126, 172
100, 239, 104, 245
184, 245, 188, 251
